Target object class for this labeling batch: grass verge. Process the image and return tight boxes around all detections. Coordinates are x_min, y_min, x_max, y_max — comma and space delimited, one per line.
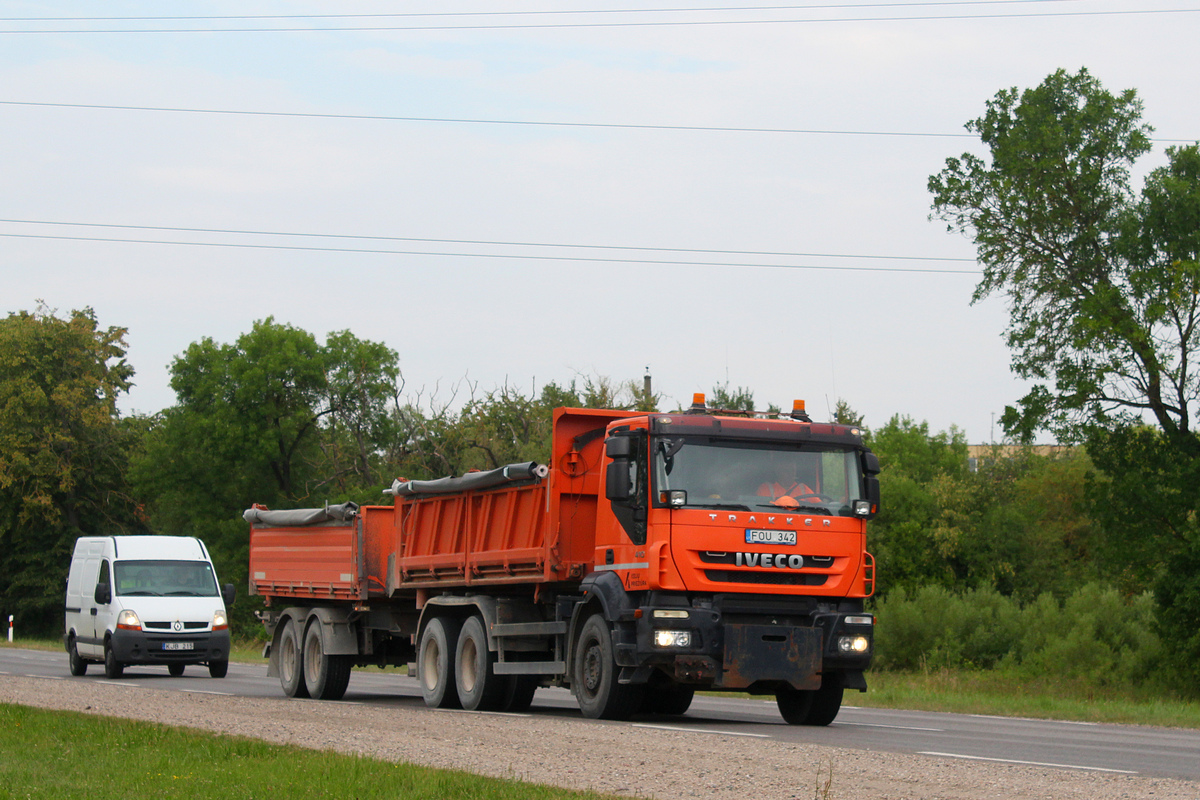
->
0, 702, 625, 800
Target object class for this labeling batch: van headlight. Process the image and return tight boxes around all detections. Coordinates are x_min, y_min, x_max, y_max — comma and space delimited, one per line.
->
212, 610, 228, 631
117, 610, 142, 631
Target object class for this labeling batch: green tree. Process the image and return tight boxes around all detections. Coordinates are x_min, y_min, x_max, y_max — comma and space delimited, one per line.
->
0, 306, 143, 634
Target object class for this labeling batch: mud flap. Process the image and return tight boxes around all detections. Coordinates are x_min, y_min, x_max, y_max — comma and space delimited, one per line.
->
720, 624, 822, 691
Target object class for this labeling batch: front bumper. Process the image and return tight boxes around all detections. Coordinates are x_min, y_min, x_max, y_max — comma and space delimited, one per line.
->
110, 628, 230, 665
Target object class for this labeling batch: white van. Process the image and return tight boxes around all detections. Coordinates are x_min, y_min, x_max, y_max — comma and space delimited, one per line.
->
63, 535, 235, 679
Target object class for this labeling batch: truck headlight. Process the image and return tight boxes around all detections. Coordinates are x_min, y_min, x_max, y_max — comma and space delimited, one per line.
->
212, 610, 228, 631
116, 609, 142, 631
653, 630, 692, 648
837, 635, 870, 654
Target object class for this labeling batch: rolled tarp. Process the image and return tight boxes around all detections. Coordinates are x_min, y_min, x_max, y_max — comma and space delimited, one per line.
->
242, 501, 360, 526
387, 461, 549, 497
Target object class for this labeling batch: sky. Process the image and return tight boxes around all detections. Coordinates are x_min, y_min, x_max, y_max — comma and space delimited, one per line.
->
2, 0, 1197, 445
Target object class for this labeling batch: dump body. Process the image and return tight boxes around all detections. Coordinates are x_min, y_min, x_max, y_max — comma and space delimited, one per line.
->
247, 404, 878, 724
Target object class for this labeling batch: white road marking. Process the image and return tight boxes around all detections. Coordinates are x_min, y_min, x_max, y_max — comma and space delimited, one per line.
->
968, 714, 1098, 726
633, 723, 770, 738
838, 721, 944, 731
920, 751, 1138, 774
180, 689, 235, 696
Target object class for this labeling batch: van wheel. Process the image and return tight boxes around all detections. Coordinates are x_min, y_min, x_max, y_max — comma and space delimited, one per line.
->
454, 616, 506, 711
573, 614, 643, 720
168, 663, 185, 677
68, 637, 88, 677
208, 659, 228, 679
303, 621, 352, 700
104, 643, 124, 679
278, 618, 309, 698
418, 616, 461, 709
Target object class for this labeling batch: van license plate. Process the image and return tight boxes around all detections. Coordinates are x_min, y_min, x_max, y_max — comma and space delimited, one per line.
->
163, 642, 194, 651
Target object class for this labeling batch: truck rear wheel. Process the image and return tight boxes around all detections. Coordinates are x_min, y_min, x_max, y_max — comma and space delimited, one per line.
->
776, 676, 843, 726
455, 615, 507, 711
278, 617, 309, 698
573, 614, 643, 720
418, 616, 462, 709
303, 620, 352, 700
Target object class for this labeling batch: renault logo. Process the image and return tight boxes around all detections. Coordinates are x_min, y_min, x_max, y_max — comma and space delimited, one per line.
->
172, 620, 183, 632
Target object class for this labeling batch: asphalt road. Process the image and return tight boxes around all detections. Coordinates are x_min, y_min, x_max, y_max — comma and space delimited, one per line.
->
3, 646, 1198, 781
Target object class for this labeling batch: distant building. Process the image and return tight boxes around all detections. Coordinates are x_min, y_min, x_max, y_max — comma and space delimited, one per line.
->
966, 444, 1072, 472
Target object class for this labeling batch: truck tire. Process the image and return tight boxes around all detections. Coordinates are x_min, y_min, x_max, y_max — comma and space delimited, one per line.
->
642, 683, 695, 716
776, 677, 843, 726
455, 616, 507, 711
68, 636, 88, 676
501, 675, 538, 712
103, 641, 124, 679
278, 617, 310, 698
303, 620, 352, 700
573, 614, 643, 720
418, 616, 462, 709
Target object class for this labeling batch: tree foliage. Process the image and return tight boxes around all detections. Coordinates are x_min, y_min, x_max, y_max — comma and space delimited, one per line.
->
0, 306, 143, 633
930, 68, 1200, 446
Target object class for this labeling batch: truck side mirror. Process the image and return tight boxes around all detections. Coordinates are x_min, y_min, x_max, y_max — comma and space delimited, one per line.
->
93, 582, 111, 605
222, 583, 237, 607
605, 460, 633, 501
861, 451, 880, 475
605, 436, 632, 459
866, 476, 881, 516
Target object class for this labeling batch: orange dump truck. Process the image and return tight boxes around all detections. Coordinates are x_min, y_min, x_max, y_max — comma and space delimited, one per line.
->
245, 397, 879, 724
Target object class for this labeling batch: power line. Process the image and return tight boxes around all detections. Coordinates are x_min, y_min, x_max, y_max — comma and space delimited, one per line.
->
0, 217, 976, 262
0, 7, 1193, 33
0, 231, 980, 274
0, 100, 974, 139
0, 1, 1077, 22
4, 100, 1193, 144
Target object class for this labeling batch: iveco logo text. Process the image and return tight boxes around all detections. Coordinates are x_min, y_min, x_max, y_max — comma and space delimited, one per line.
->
735, 552, 804, 569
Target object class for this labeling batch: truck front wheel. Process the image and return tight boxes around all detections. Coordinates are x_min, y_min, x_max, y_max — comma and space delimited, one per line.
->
303, 620, 352, 700
573, 614, 643, 720
418, 616, 462, 709
278, 618, 309, 698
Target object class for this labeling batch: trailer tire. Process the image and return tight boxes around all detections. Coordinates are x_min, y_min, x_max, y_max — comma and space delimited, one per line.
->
418, 616, 462, 709
455, 616, 506, 711
278, 617, 309, 698
68, 636, 88, 676
573, 614, 643, 720
303, 620, 352, 700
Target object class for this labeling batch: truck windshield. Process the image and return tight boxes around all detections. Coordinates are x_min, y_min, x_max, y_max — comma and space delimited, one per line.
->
652, 437, 864, 517
114, 560, 220, 597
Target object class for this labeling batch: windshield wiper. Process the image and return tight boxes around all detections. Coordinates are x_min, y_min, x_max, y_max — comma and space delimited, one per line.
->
689, 502, 752, 511
755, 503, 829, 514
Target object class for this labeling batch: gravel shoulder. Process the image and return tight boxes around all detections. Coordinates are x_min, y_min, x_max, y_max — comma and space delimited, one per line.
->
3, 675, 1198, 800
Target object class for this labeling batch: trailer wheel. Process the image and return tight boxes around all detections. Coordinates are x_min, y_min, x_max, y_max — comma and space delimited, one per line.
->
103, 641, 124, 679
776, 676, 843, 726
67, 636, 88, 677
455, 616, 507, 711
418, 616, 462, 709
303, 620, 352, 700
278, 617, 310, 698
573, 614, 643, 720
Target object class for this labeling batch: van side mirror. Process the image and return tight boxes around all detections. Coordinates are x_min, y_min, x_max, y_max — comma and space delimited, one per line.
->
93, 582, 111, 605
222, 583, 236, 607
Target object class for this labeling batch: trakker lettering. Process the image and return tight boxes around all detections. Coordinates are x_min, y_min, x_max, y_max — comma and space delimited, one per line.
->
735, 552, 805, 569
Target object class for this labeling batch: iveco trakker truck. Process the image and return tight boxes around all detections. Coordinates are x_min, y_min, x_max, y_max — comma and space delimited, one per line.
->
245, 397, 878, 724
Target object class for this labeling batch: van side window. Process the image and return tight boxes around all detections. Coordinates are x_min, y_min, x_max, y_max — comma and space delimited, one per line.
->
95, 559, 111, 603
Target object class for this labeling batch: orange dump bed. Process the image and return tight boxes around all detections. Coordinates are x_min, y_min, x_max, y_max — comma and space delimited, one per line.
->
248, 408, 633, 602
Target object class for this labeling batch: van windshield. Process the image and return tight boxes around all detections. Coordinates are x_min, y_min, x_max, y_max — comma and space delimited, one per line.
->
114, 560, 219, 597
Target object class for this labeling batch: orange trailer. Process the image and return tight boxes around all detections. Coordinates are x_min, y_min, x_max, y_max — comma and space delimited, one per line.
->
246, 400, 878, 724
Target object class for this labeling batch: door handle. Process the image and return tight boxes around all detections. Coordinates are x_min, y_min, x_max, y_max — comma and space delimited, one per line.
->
90, 608, 97, 616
